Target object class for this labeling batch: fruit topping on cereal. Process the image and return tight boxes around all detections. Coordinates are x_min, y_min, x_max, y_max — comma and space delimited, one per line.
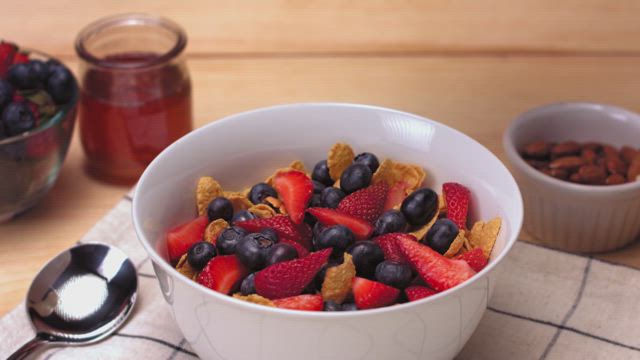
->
166, 215, 209, 264
167, 142, 504, 311
404, 286, 437, 302
197, 255, 249, 295
273, 170, 313, 224
352, 277, 400, 310
397, 237, 475, 292
272, 294, 324, 311
255, 248, 331, 299
337, 181, 388, 223
442, 182, 470, 229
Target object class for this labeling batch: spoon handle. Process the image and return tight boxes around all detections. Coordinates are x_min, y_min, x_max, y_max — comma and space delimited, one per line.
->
7, 336, 49, 360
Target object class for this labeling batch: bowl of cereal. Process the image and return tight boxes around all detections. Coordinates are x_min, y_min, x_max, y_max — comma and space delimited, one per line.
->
133, 103, 523, 360
504, 102, 640, 253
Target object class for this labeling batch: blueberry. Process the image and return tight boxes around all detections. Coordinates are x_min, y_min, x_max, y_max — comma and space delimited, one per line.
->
1, 102, 35, 136
45, 59, 65, 77
29, 60, 48, 84
340, 163, 372, 194
320, 187, 345, 209
312, 222, 326, 245
260, 228, 279, 243
312, 160, 333, 186
248, 182, 277, 204
7, 63, 39, 90
0, 80, 13, 110
312, 180, 326, 194
240, 273, 256, 295
341, 302, 358, 311
347, 240, 384, 278
216, 226, 247, 255
354, 152, 380, 173
186, 241, 217, 271
46, 66, 75, 104
232, 210, 256, 224
315, 225, 355, 257
375, 261, 413, 289
309, 193, 323, 208
400, 188, 438, 226
265, 243, 298, 266
323, 301, 343, 311
235, 233, 275, 270
425, 219, 459, 255
207, 197, 233, 222
373, 210, 408, 236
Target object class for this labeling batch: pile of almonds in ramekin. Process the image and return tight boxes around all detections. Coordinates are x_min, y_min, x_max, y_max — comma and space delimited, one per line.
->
521, 141, 640, 185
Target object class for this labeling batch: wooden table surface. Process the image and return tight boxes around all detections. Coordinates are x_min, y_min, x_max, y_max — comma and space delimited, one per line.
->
2, 0, 640, 317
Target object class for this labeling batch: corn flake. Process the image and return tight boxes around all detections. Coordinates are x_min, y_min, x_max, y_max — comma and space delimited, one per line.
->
176, 254, 198, 280
327, 143, 355, 181
321, 253, 356, 304
372, 159, 426, 193
264, 196, 287, 215
444, 230, 466, 258
196, 177, 223, 216
289, 160, 307, 173
224, 191, 253, 213
204, 219, 229, 243
469, 217, 502, 258
232, 294, 275, 307
249, 204, 277, 218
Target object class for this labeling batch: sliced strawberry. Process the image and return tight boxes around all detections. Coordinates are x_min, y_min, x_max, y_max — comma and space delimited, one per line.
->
397, 236, 476, 292
0, 41, 17, 77
405, 286, 437, 302
373, 233, 416, 263
384, 181, 411, 211
279, 237, 310, 257
307, 208, 373, 240
352, 277, 400, 310
236, 215, 311, 249
442, 182, 470, 229
255, 248, 331, 299
166, 215, 209, 264
455, 248, 488, 272
273, 294, 323, 311
273, 170, 313, 224
12, 51, 28, 65
337, 182, 388, 223
197, 255, 248, 294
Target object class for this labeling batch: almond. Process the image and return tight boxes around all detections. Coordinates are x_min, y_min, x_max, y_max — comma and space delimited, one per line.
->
602, 145, 619, 159
522, 141, 551, 160
551, 141, 581, 158
549, 156, 586, 171
606, 174, 626, 185
606, 156, 628, 175
542, 168, 569, 180
581, 148, 597, 164
620, 146, 638, 164
578, 165, 607, 185
525, 159, 549, 170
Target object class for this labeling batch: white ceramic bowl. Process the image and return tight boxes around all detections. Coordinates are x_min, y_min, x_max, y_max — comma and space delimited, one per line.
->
133, 103, 523, 360
504, 102, 640, 253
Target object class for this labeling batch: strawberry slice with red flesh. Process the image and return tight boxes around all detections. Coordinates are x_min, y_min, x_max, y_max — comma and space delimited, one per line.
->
405, 286, 437, 302
383, 181, 411, 211
236, 215, 311, 249
373, 233, 417, 263
397, 237, 476, 292
352, 277, 400, 310
455, 248, 488, 272
279, 237, 310, 257
307, 208, 373, 240
273, 170, 313, 225
0, 41, 17, 77
166, 215, 209, 264
255, 248, 331, 299
273, 294, 323, 311
442, 182, 471, 230
337, 182, 388, 223
197, 255, 248, 295
12, 51, 28, 65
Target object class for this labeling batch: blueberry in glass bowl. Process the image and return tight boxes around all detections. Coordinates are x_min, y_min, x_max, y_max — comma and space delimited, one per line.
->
0, 41, 78, 222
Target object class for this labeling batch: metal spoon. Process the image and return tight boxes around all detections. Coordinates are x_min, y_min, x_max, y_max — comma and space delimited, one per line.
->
8, 243, 137, 360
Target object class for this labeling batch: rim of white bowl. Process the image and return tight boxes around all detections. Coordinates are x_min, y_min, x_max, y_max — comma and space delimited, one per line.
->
133, 102, 524, 318
503, 101, 640, 196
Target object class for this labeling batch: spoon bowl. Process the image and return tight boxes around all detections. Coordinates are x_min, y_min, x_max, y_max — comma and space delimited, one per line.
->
8, 243, 137, 359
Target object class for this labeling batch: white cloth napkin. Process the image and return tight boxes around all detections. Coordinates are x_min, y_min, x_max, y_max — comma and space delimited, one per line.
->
1, 196, 639, 359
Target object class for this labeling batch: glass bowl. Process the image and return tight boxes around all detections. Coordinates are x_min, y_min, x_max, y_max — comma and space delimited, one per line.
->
0, 50, 78, 222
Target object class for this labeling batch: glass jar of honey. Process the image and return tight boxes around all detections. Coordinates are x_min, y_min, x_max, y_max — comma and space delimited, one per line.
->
75, 14, 192, 184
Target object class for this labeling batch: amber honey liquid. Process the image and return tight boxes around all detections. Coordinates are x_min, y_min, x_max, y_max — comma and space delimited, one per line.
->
79, 52, 192, 183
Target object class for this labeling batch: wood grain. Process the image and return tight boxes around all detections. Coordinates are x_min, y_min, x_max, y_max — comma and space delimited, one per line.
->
3, 55, 640, 316
2, 0, 640, 57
